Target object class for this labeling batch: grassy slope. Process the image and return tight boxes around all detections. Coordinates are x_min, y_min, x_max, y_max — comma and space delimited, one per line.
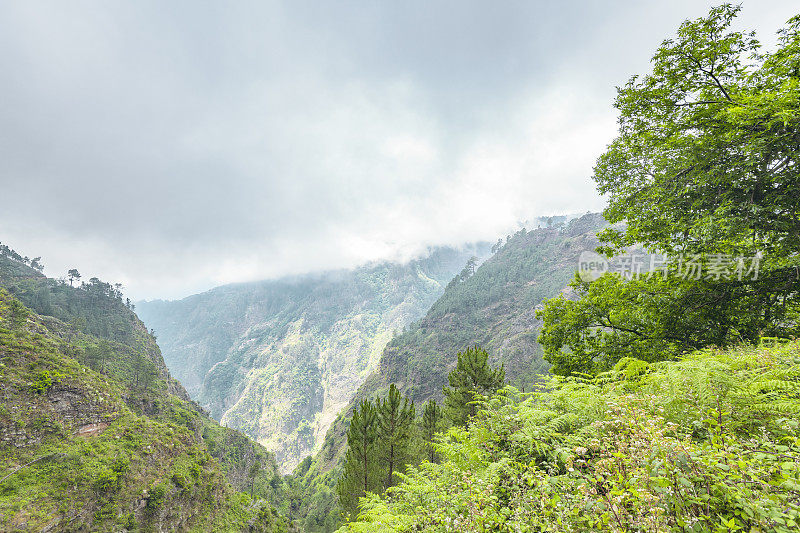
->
0, 253, 289, 532
0, 254, 187, 399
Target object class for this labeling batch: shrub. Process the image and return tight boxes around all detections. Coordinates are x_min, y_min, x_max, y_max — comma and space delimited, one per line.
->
342, 342, 800, 532
29, 370, 52, 394
146, 481, 169, 512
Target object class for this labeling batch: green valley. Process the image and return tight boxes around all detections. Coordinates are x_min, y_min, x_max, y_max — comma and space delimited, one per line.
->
291, 213, 612, 531
136, 246, 488, 472
3, 2, 799, 532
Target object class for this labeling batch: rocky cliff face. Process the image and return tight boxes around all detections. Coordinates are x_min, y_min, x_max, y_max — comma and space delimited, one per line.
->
137, 245, 488, 471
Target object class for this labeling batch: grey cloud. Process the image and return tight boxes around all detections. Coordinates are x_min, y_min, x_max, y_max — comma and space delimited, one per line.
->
0, 1, 796, 299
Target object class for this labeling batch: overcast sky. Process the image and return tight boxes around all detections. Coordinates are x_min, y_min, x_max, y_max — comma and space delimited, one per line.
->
0, 1, 796, 300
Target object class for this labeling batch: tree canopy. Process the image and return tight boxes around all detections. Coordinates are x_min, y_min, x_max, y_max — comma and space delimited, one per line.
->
539, 5, 800, 375
596, 5, 800, 260
443, 346, 505, 426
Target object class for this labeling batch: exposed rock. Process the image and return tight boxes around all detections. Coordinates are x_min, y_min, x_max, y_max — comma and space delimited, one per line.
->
75, 422, 108, 437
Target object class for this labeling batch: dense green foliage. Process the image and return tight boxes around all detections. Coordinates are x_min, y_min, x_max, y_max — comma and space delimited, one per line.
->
336, 349, 505, 525
538, 269, 800, 375
336, 6, 800, 532
377, 385, 415, 490
596, 5, 800, 261
443, 347, 505, 426
2, 250, 136, 348
336, 400, 378, 515
293, 215, 608, 531
341, 341, 800, 532
540, 6, 800, 375
421, 400, 443, 464
0, 250, 288, 531
336, 385, 415, 518
7, 6, 796, 532
0, 244, 185, 398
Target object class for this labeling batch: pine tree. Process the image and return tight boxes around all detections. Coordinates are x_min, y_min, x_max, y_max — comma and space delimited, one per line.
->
377, 384, 415, 489
336, 399, 378, 515
67, 268, 81, 287
443, 346, 505, 426
84, 341, 109, 372
131, 353, 157, 391
421, 400, 443, 463
249, 461, 261, 499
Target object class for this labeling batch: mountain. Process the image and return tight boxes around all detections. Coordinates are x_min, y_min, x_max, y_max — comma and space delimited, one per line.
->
136, 244, 489, 472
0, 246, 287, 532
294, 212, 608, 531
360, 212, 607, 403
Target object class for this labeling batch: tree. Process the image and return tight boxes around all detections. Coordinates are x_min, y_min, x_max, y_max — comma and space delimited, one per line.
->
131, 353, 157, 391
84, 341, 110, 373
421, 400, 443, 464
458, 256, 479, 282
337, 399, 379, 516
377, 384, 415, 489
540, 6, 800, 374
443, 346, 505, 426
249, 461, 261, 499
594, 6, 800, 286
539, 271, 800, 375
595, 6, 800, 261
8, 299, 28, 330
67, 269, 81, 287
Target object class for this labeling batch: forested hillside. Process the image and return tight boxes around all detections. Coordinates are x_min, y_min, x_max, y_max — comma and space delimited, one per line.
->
290, 213, 609, 531
7, 2, 798, 533
136, 245, 488, 471
338, 6, 800, 532
361, 212, 606, 404
0, 248, 288, 532
343, 341, 800, 532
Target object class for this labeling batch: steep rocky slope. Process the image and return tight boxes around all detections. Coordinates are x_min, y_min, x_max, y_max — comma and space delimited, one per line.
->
294, 213, 608, 531
137, 245, 488, 472
361, 212, 607, 404
0, 248, 287, 532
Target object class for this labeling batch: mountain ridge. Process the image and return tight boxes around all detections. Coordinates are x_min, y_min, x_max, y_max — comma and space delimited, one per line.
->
136, 243, 491, 471
0, 245, 288, 532
292, 212, 609, 531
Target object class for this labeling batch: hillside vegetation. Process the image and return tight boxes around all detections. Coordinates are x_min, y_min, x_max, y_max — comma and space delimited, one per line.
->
289, 215, 612, 530
0, 251, 288, 532
4, 4, 796, 532
342, 341, 800, 532
361, 213, 607, 405
137, 245, 488, 471
336, 6, 800, 532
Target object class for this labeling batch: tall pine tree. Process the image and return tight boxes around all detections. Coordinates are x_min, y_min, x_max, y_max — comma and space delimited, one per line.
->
336, 399, 378, 515
421, 400, 443, 464
377, 384, 415, 490
443, 346, 505, 426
